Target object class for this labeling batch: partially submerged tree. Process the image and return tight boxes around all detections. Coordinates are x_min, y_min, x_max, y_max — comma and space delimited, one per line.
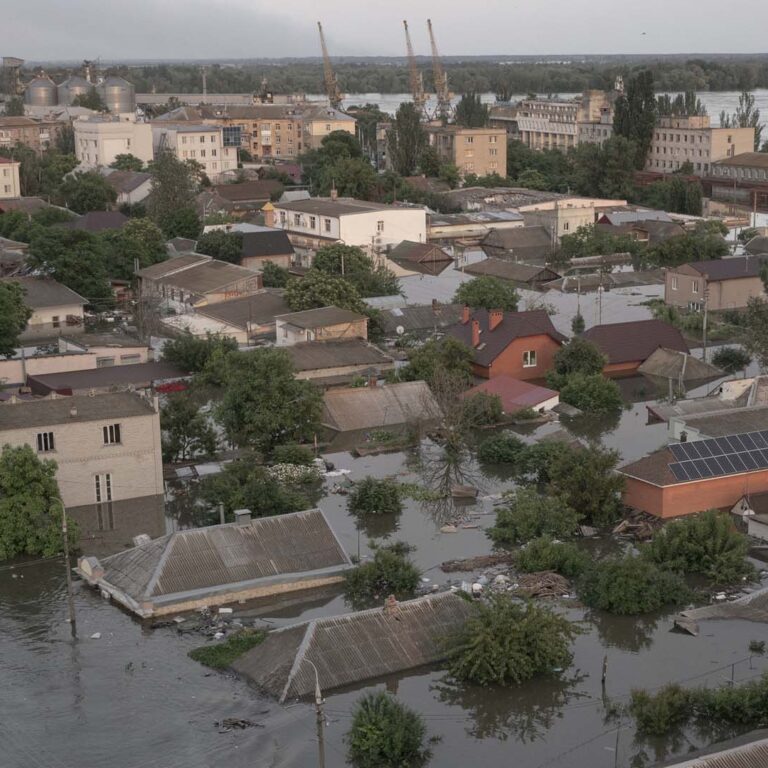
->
476, 432, 526, 464
344, 542, 421, 609
743, 297, 768, 371
488, 489, 581, 546
161, 393, 218, 462
453, 276, 519, 312
711, 346, 751, 375
445, 595, 577, 686
161, 332, 237, 374
400, 336, 473, 389
558, 373, 623, 415
547, 337, 606, 389
348, 477, 403, 516
0, 282, 32, 357
516, 537, 592, 579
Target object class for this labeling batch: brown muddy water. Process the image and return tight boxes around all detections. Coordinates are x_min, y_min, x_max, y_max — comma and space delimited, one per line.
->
3, 383, 768, 768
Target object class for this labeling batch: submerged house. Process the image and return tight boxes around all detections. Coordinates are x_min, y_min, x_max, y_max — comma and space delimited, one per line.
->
76, 509, 353, 617
232, 592, 475, 702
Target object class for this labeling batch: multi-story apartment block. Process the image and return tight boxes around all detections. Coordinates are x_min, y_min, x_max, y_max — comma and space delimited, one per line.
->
646, 116, 755, 176
74, 115, 153, 170
151, 123, 237, 183
0, 116, 63, 153
0, 392, 163, 511
0, 157, 21, 198
425, 126, 507, 178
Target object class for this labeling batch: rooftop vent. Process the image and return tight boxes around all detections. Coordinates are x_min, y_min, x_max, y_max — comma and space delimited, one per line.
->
233, 509, 252, 526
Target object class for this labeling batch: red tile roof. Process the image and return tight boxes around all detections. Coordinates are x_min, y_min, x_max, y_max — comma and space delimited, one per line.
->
461, 374, 558, 413
582, 319, 689, 365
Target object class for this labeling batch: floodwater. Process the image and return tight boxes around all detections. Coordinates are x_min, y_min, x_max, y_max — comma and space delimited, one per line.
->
2, 287, 764, 767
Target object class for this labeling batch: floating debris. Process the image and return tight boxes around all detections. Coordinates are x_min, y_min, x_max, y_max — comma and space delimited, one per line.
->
440, 553, 517, 573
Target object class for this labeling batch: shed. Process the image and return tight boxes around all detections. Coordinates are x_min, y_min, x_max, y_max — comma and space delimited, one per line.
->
286, 340, 395, 385
638, 347, 724, 388
461, 374, 559, 414
480, 226, 553, 262
463, 258, 560, 286
232, 592, 475, 702
388, 240, 453, 276
76, 509, 352, 618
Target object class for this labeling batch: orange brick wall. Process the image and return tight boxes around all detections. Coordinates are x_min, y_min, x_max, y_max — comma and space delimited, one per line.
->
623, 470, 768, 518
604, 361, 642, 378
476, 334, 562, 380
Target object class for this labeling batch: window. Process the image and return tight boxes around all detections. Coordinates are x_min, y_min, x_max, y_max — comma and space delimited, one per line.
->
293, 213, 301, 226
52, 315, 60, 328
563, 222, 569, 232
200, 135, 205, 143
211, 149, 217, 156
671, 276, 678, 291
325, 123, 331, 131
210, 135, 216, 143
103, 424, 121, 445
324, 218, 332, 233
489, 135, 497, 143
182, 136, 187, 145
200, 149, 206, 158
309, 216, 316, 228
95, 473, 112, 503
36, 432, 55, 452
120, 354, 141, 364
465, 136, 474, 144
96, 356, 115, 368
376, 220, 384, 233
523, 350, 537, 368
692, 280, 699, 294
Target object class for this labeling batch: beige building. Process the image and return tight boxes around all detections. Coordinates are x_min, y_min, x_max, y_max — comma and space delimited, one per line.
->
275, 306, 368, 346
647, 116, 755, 176
151, 123, 237, 183
0, 158, 21, 199
519, 197, 627, 240
4, 277, 86, 340
74, 115, 154, 170
665, 256, 766, 311
425, 126, 507, 178
0, 116, 63, 154
0, 392, 163, 511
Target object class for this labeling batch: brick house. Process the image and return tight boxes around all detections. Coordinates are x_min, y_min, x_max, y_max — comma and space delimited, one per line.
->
447, 307, 566, 380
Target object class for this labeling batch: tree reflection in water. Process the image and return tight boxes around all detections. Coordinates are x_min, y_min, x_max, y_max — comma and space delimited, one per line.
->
431, 670, 588, 742
587, 609, 661, 653
561, 409, 622, 444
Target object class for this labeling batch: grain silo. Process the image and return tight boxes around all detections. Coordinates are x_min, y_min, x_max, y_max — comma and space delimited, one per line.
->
58, 75, 92, 106
98, 76, 135, 113
25, 75, 58, 107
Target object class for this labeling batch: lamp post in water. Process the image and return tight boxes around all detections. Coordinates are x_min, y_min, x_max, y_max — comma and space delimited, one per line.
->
54, 497, 77, 639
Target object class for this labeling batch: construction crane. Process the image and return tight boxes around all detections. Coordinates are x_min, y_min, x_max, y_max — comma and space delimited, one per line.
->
317, 21, 343, 110
403, 20, 427, 119
427, 18, 452, 122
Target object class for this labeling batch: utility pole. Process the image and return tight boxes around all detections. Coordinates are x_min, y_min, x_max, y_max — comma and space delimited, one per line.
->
305, 660, 326, 768
597, 283, 604, 325
58, 498, 77, 639
702, 287, 710, 363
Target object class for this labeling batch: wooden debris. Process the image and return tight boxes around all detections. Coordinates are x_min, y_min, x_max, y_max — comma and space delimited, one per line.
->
673, 617, 699, 636
612, 510, 661, 540
451, 484, 479, 498
514, 571, 570, 599
440, 553, 516, 573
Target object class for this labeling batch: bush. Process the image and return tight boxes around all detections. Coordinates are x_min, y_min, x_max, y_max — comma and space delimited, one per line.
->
558, 373, 623, 414
348, 477, 403, 516
271, 444, 315, 466
547, 338, 606, 389
477, 432, 526, 464
513, 441, 572, 485
488, 489, 581, 546
462, 392, 503, 426
344, 543, 421, 609
629, 685, 693, 736
579, 556, 690, 615
711, 346, 751, 374
188, 629, 266, 669
445, 594, 577, 686
516, 537, 592, 579
642, 510, 755, 584
346, 692, 432, 768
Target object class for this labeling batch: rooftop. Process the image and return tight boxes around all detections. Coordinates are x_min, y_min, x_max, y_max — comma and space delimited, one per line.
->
212, 181, 282, 203
240, 229, 294, 258
659, 730, 768, 768
286, 340, 393, 373
0, 392, 155, 431
712, 152, 768, 170
637, 347, 724, 383
157, 260, 261, 295
103, 169, 151, 194
582, 319, 689, 365
481, 225, 554, 255
745, 236, 768, 256
138, 253, 211, 280
61, 211, 129, 233
276, 306, 367, 329
273, 197, 409, 217
196, 290, 289, 330
461, 375, 558, 413
27, 361, 188, 394
378, 303, 463, 335
677, 405, 768, 438
2, 276, 85, 309
463, 258, 560, 284
232, 592, 474, 702
388, 240, 452, 276
322, 381, 441, 432
680, 256, 767, 282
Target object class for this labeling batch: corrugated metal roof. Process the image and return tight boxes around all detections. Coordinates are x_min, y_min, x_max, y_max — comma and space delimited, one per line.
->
287, 340, 393, 372
233, 592, 475, 702
660, 733, 768, 767
677, 586, 768, 623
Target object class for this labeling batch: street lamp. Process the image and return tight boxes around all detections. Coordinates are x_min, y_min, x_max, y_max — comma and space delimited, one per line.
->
304, 659, 326, 768
52, 497, 77, 639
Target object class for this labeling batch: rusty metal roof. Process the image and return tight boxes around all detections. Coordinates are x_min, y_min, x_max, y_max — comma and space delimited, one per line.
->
233, 592, 475, 702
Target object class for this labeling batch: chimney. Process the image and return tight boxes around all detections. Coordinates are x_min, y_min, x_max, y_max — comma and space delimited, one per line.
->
383, 594, 401, 617
233, 509, 252, 526
330, 185, 338, 201
461, 304, 470, 324
471, 319, 481, 348
489, 309, 503, 331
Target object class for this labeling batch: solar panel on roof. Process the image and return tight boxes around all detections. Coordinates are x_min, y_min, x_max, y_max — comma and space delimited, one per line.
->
704, 458, 722, 475
670, 463, 690, 482
668, 430, 768, 484
741, 434, 757, 450
696, 441, 713, 458
741, 452, 759, 471
752, 432, 767, 448
669, 443, 689, 461
730, 454, 748, 472
692, 458, 711, 477
713, 437, 732, 454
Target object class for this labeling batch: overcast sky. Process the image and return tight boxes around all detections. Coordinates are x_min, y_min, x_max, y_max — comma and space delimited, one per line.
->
10, 0, 768, 60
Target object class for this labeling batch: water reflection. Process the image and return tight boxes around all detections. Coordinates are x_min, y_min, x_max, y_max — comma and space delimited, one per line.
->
431, 670, 589, 742
354, 510, 400, 539
561, 409, 623, 443
587, 610, 661, 653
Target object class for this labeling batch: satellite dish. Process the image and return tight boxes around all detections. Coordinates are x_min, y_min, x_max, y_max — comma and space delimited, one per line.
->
395, 325, 405, 336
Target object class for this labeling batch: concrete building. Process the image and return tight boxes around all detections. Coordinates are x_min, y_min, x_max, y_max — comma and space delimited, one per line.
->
0, 157, 21, 199
518, 197, 628, 241
646, 116, 755, 176
74, 116, 153, 170
0, 116, 62, 153
151, 123, 236, 183
664, 256, 767, 311
425, 125, 507, 178
268, 197, 427, 257
0, 392, 163, 512
4, 277, 86, 340
275, 306, 368, 347
101, 169, 152, 206
708, 153, 768, 211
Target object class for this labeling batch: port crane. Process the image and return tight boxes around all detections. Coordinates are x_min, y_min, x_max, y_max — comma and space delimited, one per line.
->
427, 18, 452, 121
317, 22, 343, 110
403, 20, 428, 119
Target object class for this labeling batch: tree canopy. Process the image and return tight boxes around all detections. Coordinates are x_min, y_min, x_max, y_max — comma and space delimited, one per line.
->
613, 70, 657, 168
161, 332, 238, 374
147, 149, 201, 237
0, 282, 32, 357
110, 153, 146, 172
100, 218, 167, 280
312, 244, 400, 298
453, 276, 520, 312
386, 102, 427, 176
58, 171, 117, 214
161, 393, 218, 463
284, 269, 366, 314
196, 230, 244, 264
454, 92, 490, 128
400, 336, 474, 388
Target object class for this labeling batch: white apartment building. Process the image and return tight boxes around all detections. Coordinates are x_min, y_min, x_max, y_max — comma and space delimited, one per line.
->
0, 392, 163, 511
74, 115, 153, 170
0, 157, 21, 198
267, 197, 427, 259
151, 123, 237, 183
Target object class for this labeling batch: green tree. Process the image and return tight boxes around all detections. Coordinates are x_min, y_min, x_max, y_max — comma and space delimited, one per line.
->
445, 595, 577, 686
646, 221, 728, 268
0, 282, 32, 357
477, 432, 526, 464
161, 332, 238, 373
312, 243, 400, 298
348, 477, 403, 516
720, 90, 763, 151
72, 87, 106, 111
158, 206, 200, 239
55, 125, 75, 155
657, 90, 707, 117
346, 692, 432, 768
261, 261, 290, 288
0, 444, 74, 560
100, 217, 167, 280
319, 156, 377, 200
110, 153, 146, 172
711, 346, 751, 375
488, 488, 581, 546
571, 312, 585, 334
579, 556, 689, 615
400, 336, 473, 388
161, 393, 218, 462
27, 228, 113, 310
417, 144, 441, 176
346, 103, 390, 157
559, 223, 644, 261
284, 269, 366, 313
216, 349, 322, 452
517, 169, 549, 190
57, 171, 117, 213
4, 97, 24, 116
547, 337, 606, 388
454, 92, 489, 128
559, 373, 623, 415
744, 297, 768, 370
147, 149, 201, 236
438, 163, 461, 189
516, 536, 591, 579
453, 276, 519, 311
344, 542, 421, 608
386, 102, 427, 176
613, 70, 657, 168
196, 230, 243, 264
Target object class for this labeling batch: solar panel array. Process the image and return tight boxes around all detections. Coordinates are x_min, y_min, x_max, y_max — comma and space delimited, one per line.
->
669, 430, 768, 482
